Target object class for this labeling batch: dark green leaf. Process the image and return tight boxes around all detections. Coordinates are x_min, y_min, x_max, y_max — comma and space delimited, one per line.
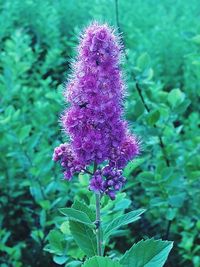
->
82, 256, 122, 267
103, 209, 145, 241
69, 201, 97, 256
120, 239, 173, 267
60, 208, 94, 227
146, 110, 160, 125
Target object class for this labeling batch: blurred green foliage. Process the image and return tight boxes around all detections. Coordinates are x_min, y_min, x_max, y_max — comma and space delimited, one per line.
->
0, 0, 199, 266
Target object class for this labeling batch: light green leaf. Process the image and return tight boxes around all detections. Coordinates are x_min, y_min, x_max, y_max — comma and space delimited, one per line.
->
120, 239, 173, 267
103, 209, 145, 241
53, 255, 68, 265
19, 125, 31, 142
167, 88, 185, 108
60, 221, 70, 234
82, 256, 122, 267
47, 230, 64, 254
67, 261, 82, 267
144, 68, 154, 80
137, 53, 150, 70
60, 208, 94, 227
166, 208, 177, 221
192, 35, 200, 44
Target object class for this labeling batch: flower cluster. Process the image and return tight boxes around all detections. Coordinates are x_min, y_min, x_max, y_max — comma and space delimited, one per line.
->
89, 166, 126, 200
53, 143, 84, 180
53, 22, 139, 198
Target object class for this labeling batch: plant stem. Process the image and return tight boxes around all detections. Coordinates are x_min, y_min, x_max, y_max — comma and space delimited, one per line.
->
95, 193, 103, 256
165, 219, 172, 240
93, 162, 103, 256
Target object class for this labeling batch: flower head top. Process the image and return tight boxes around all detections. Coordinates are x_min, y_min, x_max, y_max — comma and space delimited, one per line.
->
53, 22, 139, 199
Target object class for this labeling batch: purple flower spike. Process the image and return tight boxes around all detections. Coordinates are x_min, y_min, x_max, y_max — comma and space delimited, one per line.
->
53, 22, 140, 198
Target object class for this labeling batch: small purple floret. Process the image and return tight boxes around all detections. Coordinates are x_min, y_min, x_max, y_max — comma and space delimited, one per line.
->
89, 165, 126, 200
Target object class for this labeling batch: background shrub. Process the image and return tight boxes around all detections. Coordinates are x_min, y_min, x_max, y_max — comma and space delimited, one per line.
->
0, 0, 199, 266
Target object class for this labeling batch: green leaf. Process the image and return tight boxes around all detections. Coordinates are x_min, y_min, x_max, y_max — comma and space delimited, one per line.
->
70, 219, 97, 257
82, 256, 122, 267
168, 193, 186, 208
39, 209, 46, 228
53, 255, 68, 265
67, 261, 82, 267
72, 200, 96, 221
134, 100, 145, 117
69, 201, 97, 257
167, 88, 185, 108
120, 239, 173, 267
144, 68, 154, 80
31, 230, 44, 244
146, 110, 160, 125
192, 35, 200, 44
103, 209, 145, 241
137, 53, 150, 70
137, 171, 154, 181
47, 230, 64, 254
18, 125, 31, 142
59, 208, 94, 227
123, 158, 146, 177
60, 221, 70, 235
166, 208, 177, 221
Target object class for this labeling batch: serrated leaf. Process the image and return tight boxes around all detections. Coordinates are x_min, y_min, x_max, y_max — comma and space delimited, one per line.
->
120, 239, 173, 267
82, 256, 122, 267
60, 208, 94, 227
103, 209, 145, 241
69, 201, 97, 257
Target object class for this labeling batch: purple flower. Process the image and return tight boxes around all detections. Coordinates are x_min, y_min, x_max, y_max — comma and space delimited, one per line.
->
89, 165, 126, 200
53, 143, 84, 180
89, 174, 104, 192
53, 22, 139, 195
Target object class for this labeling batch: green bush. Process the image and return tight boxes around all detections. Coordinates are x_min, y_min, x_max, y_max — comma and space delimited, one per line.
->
0, 0, 199, 266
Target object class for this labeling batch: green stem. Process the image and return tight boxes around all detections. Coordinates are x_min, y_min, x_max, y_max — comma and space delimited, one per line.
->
95, 193, 103, 256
